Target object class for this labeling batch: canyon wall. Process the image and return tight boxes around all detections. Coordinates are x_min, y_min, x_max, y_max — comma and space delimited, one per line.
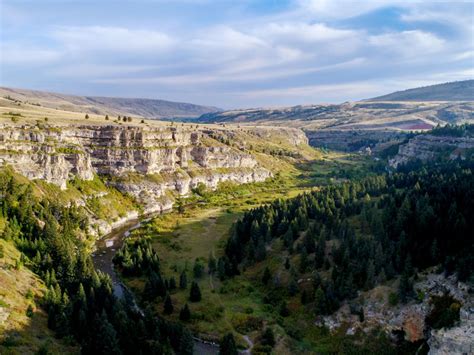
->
0, 124, 272, 215
389, 134, 474, 168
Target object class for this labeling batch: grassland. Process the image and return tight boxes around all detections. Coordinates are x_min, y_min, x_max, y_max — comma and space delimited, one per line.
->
119, 151, 381, 352
0, 239, 78, 354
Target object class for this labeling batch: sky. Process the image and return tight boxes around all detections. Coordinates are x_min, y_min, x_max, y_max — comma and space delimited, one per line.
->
0, 0, 473, 108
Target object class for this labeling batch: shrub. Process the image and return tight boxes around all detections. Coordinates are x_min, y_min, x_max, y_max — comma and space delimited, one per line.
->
389, 292, 399, 306
26, 305, 34, 317
426, 294, 461, 329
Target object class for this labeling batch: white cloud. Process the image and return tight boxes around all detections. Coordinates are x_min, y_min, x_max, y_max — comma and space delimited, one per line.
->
0, 44, 61, 65
53, 26, 175, 53
261, 22, 357, 43
236, 81, 385, 104
369, 30, 445, 57
1, 0, 472, 107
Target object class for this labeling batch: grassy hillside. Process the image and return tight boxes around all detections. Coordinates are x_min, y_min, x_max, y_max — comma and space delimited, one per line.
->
0, 239, 78, 354
370, 80, 474, 102
0, 87, 219, 119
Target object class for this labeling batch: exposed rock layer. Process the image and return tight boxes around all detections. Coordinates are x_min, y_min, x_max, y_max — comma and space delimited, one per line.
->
389, 134, 474, 168
0, 124, 271, 214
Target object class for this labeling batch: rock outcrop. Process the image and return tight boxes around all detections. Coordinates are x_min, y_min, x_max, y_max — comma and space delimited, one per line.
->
389, 134, 474, 168
316, 272, 473, 354
0, 124, 271, 213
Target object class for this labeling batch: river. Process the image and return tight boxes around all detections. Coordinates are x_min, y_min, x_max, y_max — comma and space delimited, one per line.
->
92, 215, 220, 355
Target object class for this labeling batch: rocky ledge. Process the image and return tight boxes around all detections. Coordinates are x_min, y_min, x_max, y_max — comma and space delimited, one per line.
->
316, 272, 473, 354
389, 134, 474, 168
0, 123, 272, 213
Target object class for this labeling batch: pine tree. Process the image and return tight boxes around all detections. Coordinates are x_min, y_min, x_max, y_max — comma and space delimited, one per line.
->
301, 289, 309, 304
94, 310, 121, 354
299, 247, 309, 273
262, 267, 271, 285
163, 293, 173, 315
261, 327, 275, 347
179, 328, 194, 355
288, 277, 299, 296
220, 333, 238, 355
193, 259, 204, 278
179, 271, 188, 289
314, 287, 327, 315
179, 304, 191, 321
279, 301, 290, 317
365, 259, 376, 290
189, 281, 201, 302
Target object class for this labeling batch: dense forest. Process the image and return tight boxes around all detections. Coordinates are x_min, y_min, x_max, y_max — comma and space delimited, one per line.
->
220, 158, 474, 315
0, 170, 194, 354
429, 123, 474, 137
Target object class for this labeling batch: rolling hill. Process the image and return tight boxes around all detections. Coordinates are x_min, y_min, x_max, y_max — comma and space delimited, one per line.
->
195, 81, 474, 131
0, 87, 220, 119
370, 80, 474, 102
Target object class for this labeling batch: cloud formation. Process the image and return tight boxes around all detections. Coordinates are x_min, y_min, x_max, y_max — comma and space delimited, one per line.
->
0, 0, 472, 107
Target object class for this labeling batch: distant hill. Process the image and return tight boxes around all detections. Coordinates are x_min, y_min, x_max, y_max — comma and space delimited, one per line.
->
196, 81, 474, 130
196, 100, 474, 130
0, 87, 220, 119
370, 80, 474, 102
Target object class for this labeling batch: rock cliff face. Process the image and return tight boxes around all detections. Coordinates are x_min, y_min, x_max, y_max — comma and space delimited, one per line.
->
389, 134, 474, 168
317, 272, 473, 354
0, 124, 271, 214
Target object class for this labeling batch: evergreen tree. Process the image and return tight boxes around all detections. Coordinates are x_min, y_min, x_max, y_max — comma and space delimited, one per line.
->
163, 293, 173, 315
279, 301, 290, 317
220, 333, 238, 355
93, 310, 121, 355
179, 328, 194, 355
262, 267, 271, 285
288, 277, 299, 296
179, 304, 191, 321
261, 327, 275, 347
179, 271, 188, 289
314, 287, 327, 315
193, 259, 204, 278
189, 281, 202, 302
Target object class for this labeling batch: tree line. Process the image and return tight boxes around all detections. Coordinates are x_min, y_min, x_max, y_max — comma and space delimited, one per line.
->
219, 158, 474, 315
0, 170, 194, 354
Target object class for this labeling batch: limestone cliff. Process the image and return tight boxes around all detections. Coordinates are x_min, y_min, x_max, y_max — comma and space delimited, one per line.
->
389, 134, 474, 168
0, 124, 271, 216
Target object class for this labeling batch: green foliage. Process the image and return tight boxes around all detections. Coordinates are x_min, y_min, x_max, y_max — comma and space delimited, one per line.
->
426, 294, 461, 329
429, 123, 474, 138
262, 267, 271, 285
388, 292, 399, 306
163, 293, 173, 315
113, 237, 160, 277
219, 333, 238, 355
179, 270, 188, 289
179, 303, 191, 321
0, 169, 192, 354
260, 327, 275, 348
189, 281, 202, 302
220, 158, 474, 316
26, 304, 34, 317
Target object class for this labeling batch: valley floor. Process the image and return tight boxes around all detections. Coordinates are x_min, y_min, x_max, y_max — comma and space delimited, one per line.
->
118, 153, 387, 352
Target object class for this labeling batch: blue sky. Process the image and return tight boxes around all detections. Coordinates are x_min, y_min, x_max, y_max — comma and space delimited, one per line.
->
1, 0, 473, 108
